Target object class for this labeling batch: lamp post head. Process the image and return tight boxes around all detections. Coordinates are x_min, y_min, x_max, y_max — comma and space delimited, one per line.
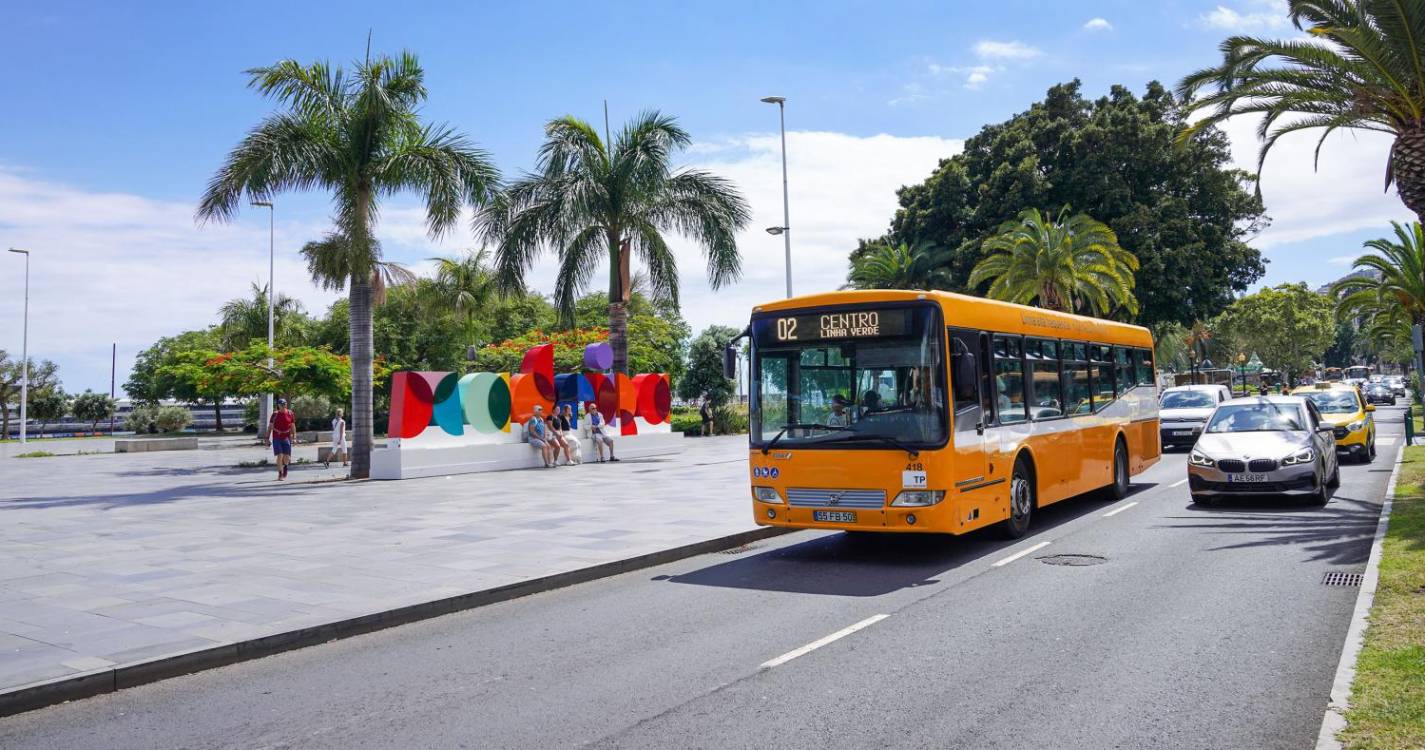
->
765, 226, 786, 236
251, 200, 273, 208
760, 96, 786, 105
7, 247, 29, 255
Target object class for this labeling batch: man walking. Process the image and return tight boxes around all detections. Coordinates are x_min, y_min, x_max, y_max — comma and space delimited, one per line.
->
269, 398, 296, 481
700, 395, 714, 437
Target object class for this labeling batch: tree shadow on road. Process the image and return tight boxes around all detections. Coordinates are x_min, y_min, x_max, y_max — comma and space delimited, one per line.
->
1158, 493, 1381, 565
661, 486, 1146, 597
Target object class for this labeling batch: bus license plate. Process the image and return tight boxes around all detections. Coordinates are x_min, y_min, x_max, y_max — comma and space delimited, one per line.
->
1229, 473, 1267, 483
813, 510, 857, 523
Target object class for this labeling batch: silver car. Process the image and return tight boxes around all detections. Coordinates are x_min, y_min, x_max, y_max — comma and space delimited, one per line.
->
1187, 396, 1339, 506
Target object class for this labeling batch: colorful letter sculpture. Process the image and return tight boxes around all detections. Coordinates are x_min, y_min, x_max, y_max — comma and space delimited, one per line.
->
387, 343, 671, 440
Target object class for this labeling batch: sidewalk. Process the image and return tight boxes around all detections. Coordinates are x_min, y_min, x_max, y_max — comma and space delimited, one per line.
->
0, 435, 764, 712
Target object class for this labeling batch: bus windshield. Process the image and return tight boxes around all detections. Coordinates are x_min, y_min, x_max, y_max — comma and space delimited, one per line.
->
750, 304, 947, 448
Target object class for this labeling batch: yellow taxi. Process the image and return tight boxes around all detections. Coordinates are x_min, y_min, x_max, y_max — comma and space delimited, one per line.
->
1291, 382, 1377, 462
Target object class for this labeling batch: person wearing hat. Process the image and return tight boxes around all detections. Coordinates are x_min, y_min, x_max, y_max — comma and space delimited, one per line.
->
268, 398, 297, 480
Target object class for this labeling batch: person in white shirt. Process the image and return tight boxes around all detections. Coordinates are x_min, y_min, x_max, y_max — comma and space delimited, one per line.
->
328, 408, 348, 468
587, 406, 619, 463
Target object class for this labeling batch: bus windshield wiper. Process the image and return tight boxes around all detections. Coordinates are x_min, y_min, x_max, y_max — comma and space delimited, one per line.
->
821, 431, 921, 457
761, 423, 853, 455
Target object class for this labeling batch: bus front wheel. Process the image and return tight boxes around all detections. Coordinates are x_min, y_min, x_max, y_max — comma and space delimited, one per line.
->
1000, 461, 1034, 539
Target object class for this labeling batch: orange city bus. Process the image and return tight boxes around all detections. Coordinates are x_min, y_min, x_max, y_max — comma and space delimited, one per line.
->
738, 289, 1159, 539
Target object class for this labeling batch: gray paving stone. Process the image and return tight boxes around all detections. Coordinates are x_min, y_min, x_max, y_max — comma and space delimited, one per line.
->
0, 436, 756, 695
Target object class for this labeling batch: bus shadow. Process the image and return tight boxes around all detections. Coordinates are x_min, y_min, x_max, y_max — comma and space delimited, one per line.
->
662, 488, 1139, 597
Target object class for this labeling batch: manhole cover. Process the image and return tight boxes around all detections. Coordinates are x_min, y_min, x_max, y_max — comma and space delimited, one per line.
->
717, 543, 762, 555
1322, 572, 1363, 587
1038, 554, 1107, 567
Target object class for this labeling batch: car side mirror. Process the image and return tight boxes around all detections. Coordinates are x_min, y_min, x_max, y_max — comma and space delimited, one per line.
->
1365, 404, 1376, 412
1317, 424, 1334, 434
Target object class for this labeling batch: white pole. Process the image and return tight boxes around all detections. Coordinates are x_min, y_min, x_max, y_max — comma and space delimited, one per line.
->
8, 248, 30, 444
266, 204, 274, 425
777, 101, 792, 298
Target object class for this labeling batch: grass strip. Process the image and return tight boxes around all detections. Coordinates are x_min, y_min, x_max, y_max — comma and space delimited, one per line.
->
1341, 445, 1425, 749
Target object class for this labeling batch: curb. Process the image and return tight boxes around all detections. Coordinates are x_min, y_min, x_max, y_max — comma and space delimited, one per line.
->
0, 525, 796, 718
1315, 441, 1403, 749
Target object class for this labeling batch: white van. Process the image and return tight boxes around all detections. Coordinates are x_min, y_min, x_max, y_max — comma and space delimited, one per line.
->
1159, 384, 1233, 449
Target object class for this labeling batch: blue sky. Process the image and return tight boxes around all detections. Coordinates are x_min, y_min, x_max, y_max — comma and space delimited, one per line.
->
0, 0, 1412, 393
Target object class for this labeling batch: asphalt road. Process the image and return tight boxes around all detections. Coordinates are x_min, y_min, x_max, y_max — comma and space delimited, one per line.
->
0, 408, 1404, 749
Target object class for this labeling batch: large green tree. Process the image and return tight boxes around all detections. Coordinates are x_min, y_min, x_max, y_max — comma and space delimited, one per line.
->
480, 111, 750, 375
968, 208, 1139, 316
1216, 283, 1335, 383
217, 283, 309, 351
0, 353, 59, 440
198, 50, 500, 478
678, 325, 740, 408
844, 241, 951, 291
124, 328, 235, 431
870, 80, 1265, 325
70, 390, 116, 433
1178, 0, 1425, 224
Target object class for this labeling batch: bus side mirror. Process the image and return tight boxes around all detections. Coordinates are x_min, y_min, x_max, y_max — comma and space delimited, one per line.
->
723, 345, 738, 380
953, 352, 977, 401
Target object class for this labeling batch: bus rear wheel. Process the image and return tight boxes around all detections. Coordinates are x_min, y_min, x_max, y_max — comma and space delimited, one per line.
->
1000, 461, 1034, 539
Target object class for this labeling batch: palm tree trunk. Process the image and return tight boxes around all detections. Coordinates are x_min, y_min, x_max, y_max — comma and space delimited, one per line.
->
607, 230, 631, 375
1393, 129, 1425, 224
609, 301, 629, 375
349, 276, 374, 478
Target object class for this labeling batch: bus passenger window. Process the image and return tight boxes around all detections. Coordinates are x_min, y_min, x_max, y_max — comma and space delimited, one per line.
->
1027, 338, 1063, 420
1114, 347, 1132, 396
1136, 348, 1155, 386
994, 336, 1027, 424
1091, 346, 1115, 408
1062, 346, 1092, 415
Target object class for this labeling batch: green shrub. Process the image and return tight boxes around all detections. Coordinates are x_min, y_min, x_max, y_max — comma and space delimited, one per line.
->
124, 405, 159, 433
669, 412, 701, 434
714, 403, 749, 435
291, 395, 333, 431
155, 406, 193, 433
16, 450, 55, 458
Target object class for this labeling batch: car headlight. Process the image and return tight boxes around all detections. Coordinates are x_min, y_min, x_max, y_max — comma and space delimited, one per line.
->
1282, 448, 1314, 465
1189, 451, 1215, 467
1347, 419, 1367, 432
753, 486, 783, 504
891, 490, 945, 507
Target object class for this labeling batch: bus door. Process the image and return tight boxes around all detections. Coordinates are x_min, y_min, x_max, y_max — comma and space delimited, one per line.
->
949, 329, 990, 491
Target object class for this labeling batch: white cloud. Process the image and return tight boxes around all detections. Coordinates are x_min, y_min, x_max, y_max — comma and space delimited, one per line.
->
1083, 17, 1114, 32
1328, 255, 1359, 265
887, 82, 931, 106
973, 40, 1042, 60
0, 132, 963, 392
1217, 114, 1413, 249
1200, 2, 1289, 31
928, 63, 999, 90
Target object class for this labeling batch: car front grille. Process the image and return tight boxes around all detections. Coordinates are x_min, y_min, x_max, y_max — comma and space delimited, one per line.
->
1248, 458, 1279, 473
786, 488, 887, 509
1217, 459, 1246, 473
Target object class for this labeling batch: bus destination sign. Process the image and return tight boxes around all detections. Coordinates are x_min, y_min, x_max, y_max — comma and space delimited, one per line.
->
769, 308, 914, 342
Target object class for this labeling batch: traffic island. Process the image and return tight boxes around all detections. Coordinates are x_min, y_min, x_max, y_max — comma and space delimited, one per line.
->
1338, 445, 1425, 748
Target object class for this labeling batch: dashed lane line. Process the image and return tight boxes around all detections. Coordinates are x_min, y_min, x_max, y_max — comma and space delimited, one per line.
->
1103, 501, 1139, 517
991, 540, 1050, 568
1170, 478, 1189, 488
759, 614, 891, 669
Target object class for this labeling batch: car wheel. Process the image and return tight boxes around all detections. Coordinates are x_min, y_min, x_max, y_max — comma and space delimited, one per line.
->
1367, 438, 1377, 462
1327, 458, 1341, 488
1310, 471, 1330, 506
999, 460, 1034, 540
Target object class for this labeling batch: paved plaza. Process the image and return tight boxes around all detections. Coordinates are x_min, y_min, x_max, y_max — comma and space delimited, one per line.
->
0, 435, 755, 698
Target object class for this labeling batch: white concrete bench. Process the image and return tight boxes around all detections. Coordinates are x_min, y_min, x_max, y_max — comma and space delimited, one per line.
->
114, 437, 200, 453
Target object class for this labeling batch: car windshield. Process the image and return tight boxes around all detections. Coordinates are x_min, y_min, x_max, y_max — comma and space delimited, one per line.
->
1161, 391, 1215, 409
750, 305, 946, 447
1302, 391, 1360, 414
1204, 403, 1306, 433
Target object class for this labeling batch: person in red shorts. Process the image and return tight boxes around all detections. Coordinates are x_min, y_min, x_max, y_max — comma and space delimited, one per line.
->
268, 398, 297, 480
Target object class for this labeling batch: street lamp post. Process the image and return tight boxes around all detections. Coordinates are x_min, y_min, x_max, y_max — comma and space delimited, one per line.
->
761, 95, 792, 298
7, 248, 29, 444
251, 201, 275, 439
1236, 353, 1247, 397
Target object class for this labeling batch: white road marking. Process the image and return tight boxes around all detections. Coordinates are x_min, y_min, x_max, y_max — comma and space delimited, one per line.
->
1170, 478, 1189, 488
759, 614, 890, 669
1103, 501, 1139, 517
991, 540, 1050, 567
1377, 437, 1398, 446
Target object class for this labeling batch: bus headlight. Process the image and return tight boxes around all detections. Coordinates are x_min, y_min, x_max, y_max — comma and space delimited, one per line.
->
753, 486, 783, 504
891, 490, 945, 507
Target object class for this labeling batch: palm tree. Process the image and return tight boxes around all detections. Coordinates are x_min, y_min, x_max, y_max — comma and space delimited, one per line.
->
968, 207, 1140, 316
1177, 0, 1425, 223
1333, 222, 1425, 328
430, 248, 495, 327
198, 50, 499, 478
479, 111, 750, 375
217, 282, 306, 351
843, 241, 950, 290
